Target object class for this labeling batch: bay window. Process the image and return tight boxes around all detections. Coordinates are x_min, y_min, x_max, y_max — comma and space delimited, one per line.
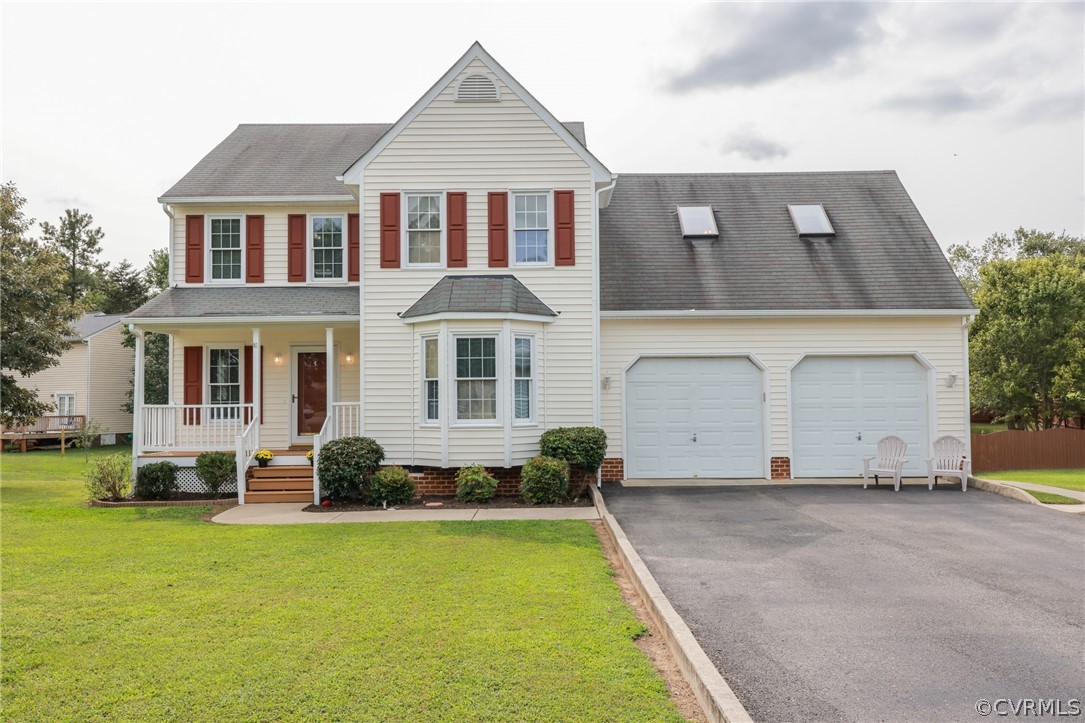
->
423, 336, 439, 423
455, 337, 497, 422
513, 336, 534, 421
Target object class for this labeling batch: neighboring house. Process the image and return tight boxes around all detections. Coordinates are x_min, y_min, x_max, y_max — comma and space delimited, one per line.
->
13, 312, 133, 442
126, 42, 975, 502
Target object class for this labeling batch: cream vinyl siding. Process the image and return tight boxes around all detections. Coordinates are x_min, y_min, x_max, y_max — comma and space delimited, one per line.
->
169, 325, 359, 450
87, 324, 134, 433
19, 343, 89, 417
169, 203, 358, 287
362, 59, 594, 467
601, 316, 969, 465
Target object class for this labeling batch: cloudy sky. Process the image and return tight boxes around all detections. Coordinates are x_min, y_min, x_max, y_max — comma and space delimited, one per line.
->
3, 2, 1082, 268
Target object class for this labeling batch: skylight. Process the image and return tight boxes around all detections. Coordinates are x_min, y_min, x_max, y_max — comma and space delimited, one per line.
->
677, 206, 719, 238
788, 204, 834, 236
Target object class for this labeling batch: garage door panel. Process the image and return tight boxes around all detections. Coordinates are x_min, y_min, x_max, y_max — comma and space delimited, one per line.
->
627, 357, 764, 478
792, 356, 928, 477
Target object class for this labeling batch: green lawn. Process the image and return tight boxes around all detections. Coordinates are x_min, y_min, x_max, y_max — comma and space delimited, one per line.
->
1022, 489, 1081, 505
2, 448, 682, 722
981, 469, 1085, 493
970, 422, 1007, 435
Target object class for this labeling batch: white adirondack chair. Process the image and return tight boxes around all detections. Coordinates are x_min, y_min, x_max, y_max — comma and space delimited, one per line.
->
862, 435, 909, 492
926, 435, 970, 491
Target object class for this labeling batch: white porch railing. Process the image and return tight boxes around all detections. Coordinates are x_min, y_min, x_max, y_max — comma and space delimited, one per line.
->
141, 404, 254, 452
235, 417, 260, 505
312, 402, 361, 505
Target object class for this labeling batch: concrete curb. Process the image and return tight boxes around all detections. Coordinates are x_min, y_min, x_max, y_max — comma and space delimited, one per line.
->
969, 476, 1043, 506
590, 486, 754, 723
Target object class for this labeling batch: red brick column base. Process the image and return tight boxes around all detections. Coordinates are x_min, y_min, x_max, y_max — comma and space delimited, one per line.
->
770, 457, 791, 480
601, 457, 624, 483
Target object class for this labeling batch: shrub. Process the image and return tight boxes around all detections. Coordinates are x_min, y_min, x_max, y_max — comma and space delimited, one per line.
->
367, 466, 416, 506
135, 461, 178, 500
540, 427, 608, 471
317, 436, 385, 499
196, 452, 235, 499
520, 455, 569, 505
456, 464, 498, 503
84, 453, 131, 501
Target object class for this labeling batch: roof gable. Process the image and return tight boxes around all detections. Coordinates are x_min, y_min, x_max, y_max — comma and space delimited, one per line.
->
341, 42, 611, 185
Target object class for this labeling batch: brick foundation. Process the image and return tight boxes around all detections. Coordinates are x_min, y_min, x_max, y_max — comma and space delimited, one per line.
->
770, 456, 791, 480
601, 457, 625, 483
404, 463, 596, 497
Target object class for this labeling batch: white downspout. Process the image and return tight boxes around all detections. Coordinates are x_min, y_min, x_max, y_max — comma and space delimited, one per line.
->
161, 203, 175, 286
593, 175, 618, 488
962, 314, 975, 463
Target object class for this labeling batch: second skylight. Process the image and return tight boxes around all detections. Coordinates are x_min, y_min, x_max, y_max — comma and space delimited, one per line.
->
678, 206, 719, 237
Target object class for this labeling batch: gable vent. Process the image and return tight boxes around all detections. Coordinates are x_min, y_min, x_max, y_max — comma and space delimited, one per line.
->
456, 74, 500, 102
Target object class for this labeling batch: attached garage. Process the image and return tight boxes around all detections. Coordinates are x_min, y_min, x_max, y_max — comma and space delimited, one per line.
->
791, 355, 930, 477
625, 356, 764, 478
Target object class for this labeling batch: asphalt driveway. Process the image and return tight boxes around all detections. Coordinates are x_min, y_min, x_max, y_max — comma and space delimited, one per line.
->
604, 484, 1085, 722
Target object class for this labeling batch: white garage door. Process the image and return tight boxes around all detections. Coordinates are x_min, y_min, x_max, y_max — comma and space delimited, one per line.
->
791, 356, 929, 477
626, 357, 764, 478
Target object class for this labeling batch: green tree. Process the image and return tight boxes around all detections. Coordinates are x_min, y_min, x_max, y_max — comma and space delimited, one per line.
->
0, 182, 79, 426
122, 248, 170, 413
948, 227, 1084, 298
94, 260, 150, 314
969, 254, 1085, 429
40, 208, 105, 305
145, 247, 169, 292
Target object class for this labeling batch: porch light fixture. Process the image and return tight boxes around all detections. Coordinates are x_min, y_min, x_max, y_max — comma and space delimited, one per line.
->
946, 372, 958, 388
345, 353, 356, 365
273, 353, 284, 365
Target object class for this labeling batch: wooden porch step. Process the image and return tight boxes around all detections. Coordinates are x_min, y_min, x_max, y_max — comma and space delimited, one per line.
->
247, 478, 314, 491
249, 465, 313, 479
245, 490, 313, 503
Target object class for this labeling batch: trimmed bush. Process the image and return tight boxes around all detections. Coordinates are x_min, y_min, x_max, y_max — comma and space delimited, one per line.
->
195, 452, 235, 499
456, 464, 498, 503
367, 466, 416, 506
84, 453, 131, 501
540, 427, 608, 471
520, 455, 569, 505
317, 436, 385, 499
135, 461, 178, 500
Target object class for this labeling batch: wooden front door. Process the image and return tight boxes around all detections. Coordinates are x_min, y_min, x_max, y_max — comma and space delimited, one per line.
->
291, 348, 328, 443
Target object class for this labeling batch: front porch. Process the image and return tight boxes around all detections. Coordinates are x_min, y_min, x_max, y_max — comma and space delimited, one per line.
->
128, 318, 361, 504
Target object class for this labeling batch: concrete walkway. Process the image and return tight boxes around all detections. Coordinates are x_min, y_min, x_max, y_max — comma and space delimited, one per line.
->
999, 479, 1085, 501
213, 502, 598, 525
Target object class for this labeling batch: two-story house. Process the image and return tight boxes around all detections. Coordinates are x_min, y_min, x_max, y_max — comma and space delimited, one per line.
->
126, 42, 975, 502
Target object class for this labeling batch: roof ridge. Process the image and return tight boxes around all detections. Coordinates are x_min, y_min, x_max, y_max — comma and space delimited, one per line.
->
616, 170, 899, 177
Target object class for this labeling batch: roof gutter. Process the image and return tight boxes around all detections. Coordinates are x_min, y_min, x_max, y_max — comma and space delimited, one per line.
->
124, 315, 359, 327
155, 195, 355, 204
601, 308, 981, 319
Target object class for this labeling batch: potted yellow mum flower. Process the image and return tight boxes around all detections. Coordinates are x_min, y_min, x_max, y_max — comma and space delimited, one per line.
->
254, 449, 274, 468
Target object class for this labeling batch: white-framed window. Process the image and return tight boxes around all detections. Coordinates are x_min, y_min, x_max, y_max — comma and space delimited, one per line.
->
55, 393, 76, 421
309, 214, 346, 281
422, 336, 439, 424
404, 192, 444, 267
207, 346, 243, 420
511, 192, 552, 266
513, 336, 534, 422
207, 215, 245, 282
454, 336, 497, 423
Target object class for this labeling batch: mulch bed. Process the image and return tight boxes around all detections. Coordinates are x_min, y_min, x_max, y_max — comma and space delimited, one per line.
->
304, 495, 593, 513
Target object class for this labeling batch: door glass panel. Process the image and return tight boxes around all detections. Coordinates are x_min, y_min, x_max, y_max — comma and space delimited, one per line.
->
297, 352, 327, 436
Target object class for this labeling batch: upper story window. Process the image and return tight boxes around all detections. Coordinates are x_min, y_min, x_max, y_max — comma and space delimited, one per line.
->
405, 193, 443, 266
209, 216, 243, 281
512, 193, 551, 265
455, 336, 497, 422
310, 215, 345, 281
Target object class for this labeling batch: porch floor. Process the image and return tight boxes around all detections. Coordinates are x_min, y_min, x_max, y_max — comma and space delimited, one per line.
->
142, 446, 312, 458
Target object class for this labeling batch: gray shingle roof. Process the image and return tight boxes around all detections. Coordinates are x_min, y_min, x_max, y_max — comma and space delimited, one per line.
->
127, 287, 359, 319
599, 172, 974, 312
68, 312, 125, 340
160, 122, 588, 200
400, 275, 557, 319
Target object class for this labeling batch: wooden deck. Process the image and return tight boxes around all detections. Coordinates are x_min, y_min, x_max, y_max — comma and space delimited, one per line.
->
142, 446, 312, 458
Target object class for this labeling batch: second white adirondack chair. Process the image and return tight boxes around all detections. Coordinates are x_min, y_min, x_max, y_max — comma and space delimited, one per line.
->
926, 435, 970, 491
862, 435, 908, 492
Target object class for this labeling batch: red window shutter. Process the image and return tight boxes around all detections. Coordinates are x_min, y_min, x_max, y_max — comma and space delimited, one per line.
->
447, 192, 467, 267
488, 192, 508, 267
185, 215, 204, 283
182, 346, 202, 425
245, 215, 264, 283
555, 190, 575, 266
348, 213, 360, 281
380, 193, 400, 268
287, 214, 306, 282
244, 345, 253, 423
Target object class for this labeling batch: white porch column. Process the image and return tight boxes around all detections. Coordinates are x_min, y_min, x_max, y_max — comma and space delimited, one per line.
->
129, 324, 145, 482
325, 327, 335, 437
251, 327, 261, 446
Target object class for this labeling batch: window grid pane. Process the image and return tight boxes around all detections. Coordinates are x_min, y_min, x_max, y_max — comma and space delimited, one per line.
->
423, 338, 439, 422
514, 337, 533, 420
455, 336, 497, 421
312, 217, 344, 279
407, 194, 442, 265
514, 194, 548, 264
208, 348, 241, 419
210, 218, 242, 280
